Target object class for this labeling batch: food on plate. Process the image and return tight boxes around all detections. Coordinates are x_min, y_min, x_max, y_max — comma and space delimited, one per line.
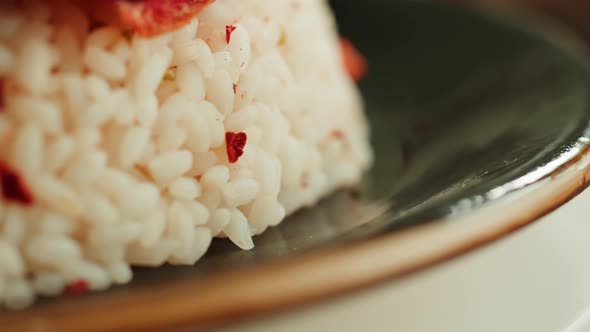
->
0, 0, 372, 308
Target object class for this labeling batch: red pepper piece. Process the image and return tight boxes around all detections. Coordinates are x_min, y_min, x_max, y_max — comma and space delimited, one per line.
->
63, 279, 90, 297
225, 25, 237, 44
225, 132, 247, 163
0, 161, 34, 206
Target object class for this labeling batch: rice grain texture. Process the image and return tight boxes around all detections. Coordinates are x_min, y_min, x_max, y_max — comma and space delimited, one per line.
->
0, 0, 372, 308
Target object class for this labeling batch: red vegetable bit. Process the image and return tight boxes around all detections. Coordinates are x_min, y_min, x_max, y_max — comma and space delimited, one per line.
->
63, 279, 90, 297
77, 0, 215, 37
0, 79, 5, 112
225, 24, 237, 44
232, 83, 237, 94
119, 0, 216, 37
225, 131, 247, 163
0, 161, 34, 206
340, 37, 368, 82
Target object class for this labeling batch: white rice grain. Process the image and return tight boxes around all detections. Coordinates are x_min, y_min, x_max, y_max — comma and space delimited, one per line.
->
177, 62, 206, 101
10, 96, 63, 134
205, 70, 234, 115
86, 26, 121, 49
227, 24, 251, 74
2, 209, 25, 245
118, 183, 160, 218
83, 193, 119, 225
184, 200, 210, 225
89, 223, 141, 247
223, 209, 254, 250
136, 94, 159, 128
108, 261, 132, 284
119, 127, 150, 168
208, 208, 231, 236
148, 150, 193, 185
182, 106, 211, 153
169, 177, 202, 200
38, 212, 75, 235
34, 176, 84, 218
62, 150, 107, 188
157, 127, 187, 153
32, 272, 65, 296
126, 239, 177, 267
134, 47, 173, 99
12, 123, 43, 175
201, 165, 230, 188
83, 46, 127, 81
138, 207, 166, 247
222, 178, 259, 207
173, 39, 215, 77
25, 235, 82, 269
4, 280, 34, 310
168, 201, 196, 264
224, 104, 259, 132
190, 227, 213, 262
0, 241, 24, 278
15, 38, 56, 95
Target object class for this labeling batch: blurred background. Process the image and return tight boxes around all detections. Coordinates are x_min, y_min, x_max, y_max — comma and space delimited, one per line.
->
331, 0, 590, 49
446, 0, 590, 43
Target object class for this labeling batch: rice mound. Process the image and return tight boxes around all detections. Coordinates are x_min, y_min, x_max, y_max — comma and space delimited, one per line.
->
0, 0, 372, 308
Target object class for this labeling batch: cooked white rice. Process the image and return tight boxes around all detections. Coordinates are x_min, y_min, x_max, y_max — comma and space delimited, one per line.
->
0, 0, 372, 308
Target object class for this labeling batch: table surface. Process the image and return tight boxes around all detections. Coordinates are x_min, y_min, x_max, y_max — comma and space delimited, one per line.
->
215, 187, 590, 332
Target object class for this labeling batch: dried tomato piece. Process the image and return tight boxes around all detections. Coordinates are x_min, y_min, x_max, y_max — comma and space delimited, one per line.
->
225, 132, 247, 163
63, 279, 90, 296
0, 161, 34, 206
340, 37, 368, 82
225, 24, 237, 44
77, 0, 215, 37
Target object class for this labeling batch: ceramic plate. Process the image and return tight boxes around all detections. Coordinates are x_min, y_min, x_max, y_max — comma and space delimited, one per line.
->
3, 2, 590, 331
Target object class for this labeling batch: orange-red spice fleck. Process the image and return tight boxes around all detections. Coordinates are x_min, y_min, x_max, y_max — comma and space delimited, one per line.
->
225, 132, 247, 163
232, 83, 237, 94
331, 129, 350, 149
225, 25, 237, 44
0, 161, 34, 206
331, 129, 345, 139
340, 37, 368, 82
63, 279, 89, 296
